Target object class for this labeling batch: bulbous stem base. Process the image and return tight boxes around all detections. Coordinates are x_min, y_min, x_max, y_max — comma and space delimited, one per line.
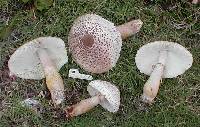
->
141, 50, 168, 104
65, 95, 105, 118
116, 19, 143, 39
37, 48, 65, 105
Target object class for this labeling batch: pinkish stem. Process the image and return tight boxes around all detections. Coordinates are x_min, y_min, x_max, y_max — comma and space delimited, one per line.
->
116, 19, 143, 39
37, 48, 65, 105
192, 0, 199, 4
65, 95, 105, 118
141, 50, 168, 104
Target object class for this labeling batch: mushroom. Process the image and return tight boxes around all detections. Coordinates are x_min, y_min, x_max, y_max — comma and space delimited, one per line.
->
8, 37, 68, 105
65, 80, 120, 118
68, 14, 143, 73
192, 0, 199, 4
135, 41, 193, 104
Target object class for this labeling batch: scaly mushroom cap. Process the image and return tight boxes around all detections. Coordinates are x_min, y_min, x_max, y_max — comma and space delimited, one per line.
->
87, 80, 120, 112
135, 41, 193, 78
8, 37, 68, 79
68, 14, 122, 73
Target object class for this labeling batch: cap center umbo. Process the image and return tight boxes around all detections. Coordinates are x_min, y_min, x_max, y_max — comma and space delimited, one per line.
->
80, 34, 94, 48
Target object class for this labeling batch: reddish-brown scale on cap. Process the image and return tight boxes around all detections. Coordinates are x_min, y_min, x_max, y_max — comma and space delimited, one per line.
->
69, 14, 143, 73
68, 15, 117, 73
81, 34, 95, 47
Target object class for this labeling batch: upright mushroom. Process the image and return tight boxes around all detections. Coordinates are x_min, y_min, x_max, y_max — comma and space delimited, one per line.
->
8, 37, 68, 105
68, 14, 143, 73
65, 80, 120, 118
135, 41, 193, 104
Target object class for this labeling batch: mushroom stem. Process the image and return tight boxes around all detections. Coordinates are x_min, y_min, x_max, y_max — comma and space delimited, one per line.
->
141, 50, 168, 103
65, 94, 105, 118
116, 19, 143, 39
192, 0, 199, 4
37, 48, 65, 105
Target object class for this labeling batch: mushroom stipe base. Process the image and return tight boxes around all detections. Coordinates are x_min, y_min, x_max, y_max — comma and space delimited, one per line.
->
135, 41, 193, 104
65, 95, 105, 118
8, 37, 68, 106
37, 48, 65, 105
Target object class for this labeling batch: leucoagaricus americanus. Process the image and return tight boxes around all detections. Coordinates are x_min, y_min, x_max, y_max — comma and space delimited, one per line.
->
8, 37, 68, 105
68, 14, 143, 73
135, 41, 193, 104
65, 80, 120, 118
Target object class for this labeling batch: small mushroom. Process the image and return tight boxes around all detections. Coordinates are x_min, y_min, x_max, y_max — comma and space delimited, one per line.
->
65, 80, 120, 118
69, 14, 143, 73
8, 37, 68, 105
135, 41, 193, 104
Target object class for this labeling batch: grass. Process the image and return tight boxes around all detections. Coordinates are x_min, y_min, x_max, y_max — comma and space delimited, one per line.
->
0, 0, 200, 126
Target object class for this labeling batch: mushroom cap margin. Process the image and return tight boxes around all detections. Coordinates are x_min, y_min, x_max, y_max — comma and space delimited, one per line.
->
8, 37, 68, 79
135, 41, 193, 78
87, 80, 120, 112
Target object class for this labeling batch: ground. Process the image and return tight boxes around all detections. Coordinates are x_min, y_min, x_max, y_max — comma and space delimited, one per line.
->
0, 0, 200, 127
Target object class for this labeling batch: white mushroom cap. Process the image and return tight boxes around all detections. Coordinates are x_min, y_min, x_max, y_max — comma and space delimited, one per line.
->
68, 14, 122, 73
8, 37, 68, 79
87, 80, 120, 112
135, 41, 193, 78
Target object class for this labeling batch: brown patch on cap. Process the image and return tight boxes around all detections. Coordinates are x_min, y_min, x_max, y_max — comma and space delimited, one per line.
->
81, 34, 94, 48
70, 35, 112, 73
68, 14, 122, 73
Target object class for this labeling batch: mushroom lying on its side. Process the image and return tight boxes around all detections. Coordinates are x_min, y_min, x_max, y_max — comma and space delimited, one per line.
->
65, 80, 120, 118
69, 14, 143, 74
8, 37, 68, 105
135, 41, 193, 104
